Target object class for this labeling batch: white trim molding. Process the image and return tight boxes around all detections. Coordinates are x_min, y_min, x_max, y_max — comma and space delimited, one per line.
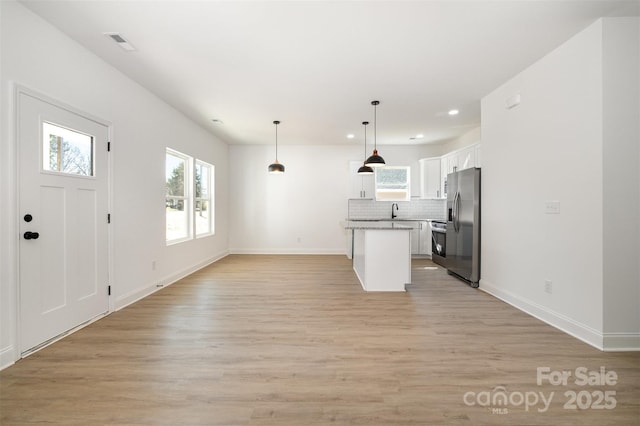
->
229, 249, 344, 255
602, 333, 640, 352
114, 250, 229, 311
0, 345, 16, 370
480, 279, 608, 351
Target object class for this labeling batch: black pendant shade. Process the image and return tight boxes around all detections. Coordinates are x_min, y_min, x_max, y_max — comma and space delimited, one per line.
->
357, 121, 374, 175
357, 164, 374, 174
365, 100, 385, 167
365, 149, 385, 167
268, 161, 285, 173
268, 120, 285, 174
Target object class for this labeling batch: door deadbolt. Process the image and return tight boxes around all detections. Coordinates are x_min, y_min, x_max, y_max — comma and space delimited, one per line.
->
24, 214, 33, 222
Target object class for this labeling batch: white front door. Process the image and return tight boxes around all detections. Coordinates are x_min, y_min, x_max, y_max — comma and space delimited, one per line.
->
18, 89, 110, 355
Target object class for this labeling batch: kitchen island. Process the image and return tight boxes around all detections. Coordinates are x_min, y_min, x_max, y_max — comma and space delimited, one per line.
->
343, 221, 412, 292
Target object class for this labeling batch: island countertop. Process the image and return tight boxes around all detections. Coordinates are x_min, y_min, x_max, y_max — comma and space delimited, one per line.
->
342, 220, 414, 230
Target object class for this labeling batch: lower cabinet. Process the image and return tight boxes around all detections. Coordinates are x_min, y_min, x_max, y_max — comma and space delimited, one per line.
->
410, 221, 432, 256
421, 221, 432, 256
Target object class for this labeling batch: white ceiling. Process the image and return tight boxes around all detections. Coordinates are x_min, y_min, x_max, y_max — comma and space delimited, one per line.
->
19, 0, 639, 146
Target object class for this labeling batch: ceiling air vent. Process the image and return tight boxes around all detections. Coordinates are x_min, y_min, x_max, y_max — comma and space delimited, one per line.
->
104, 33, 136, 52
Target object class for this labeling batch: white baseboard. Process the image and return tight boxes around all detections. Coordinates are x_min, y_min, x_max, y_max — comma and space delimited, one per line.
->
603, 332, 640, 351
228, 248, 345, 255
479, 279, 606, 351
0, 345, 16, 370
114, 250, 229, 311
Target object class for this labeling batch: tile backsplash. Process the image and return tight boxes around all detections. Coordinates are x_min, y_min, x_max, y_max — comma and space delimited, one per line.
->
348, 198, 446, 220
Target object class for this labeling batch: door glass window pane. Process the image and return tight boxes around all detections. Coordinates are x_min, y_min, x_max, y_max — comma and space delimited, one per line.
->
42, 122, 94, 176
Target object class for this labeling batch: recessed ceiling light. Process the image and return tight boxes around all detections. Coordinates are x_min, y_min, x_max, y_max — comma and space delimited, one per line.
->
211, 119, 224, 125
416, 134, 424, 138
347, 134, 355, 139
448, 109, 459, 116
104, 32, 136, 52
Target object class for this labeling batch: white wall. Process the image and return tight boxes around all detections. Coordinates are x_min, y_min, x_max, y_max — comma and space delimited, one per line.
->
602, 18, 640, 347
441, 127, 481, 154
481, 18, 640, 350
228, 144, 441, 253
0, 1, 229, 368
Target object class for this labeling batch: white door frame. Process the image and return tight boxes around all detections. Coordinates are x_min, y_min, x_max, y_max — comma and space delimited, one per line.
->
13, 83, 114, 358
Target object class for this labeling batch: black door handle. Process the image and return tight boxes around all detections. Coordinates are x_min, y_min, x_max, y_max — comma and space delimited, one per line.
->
24, 232, 40, 240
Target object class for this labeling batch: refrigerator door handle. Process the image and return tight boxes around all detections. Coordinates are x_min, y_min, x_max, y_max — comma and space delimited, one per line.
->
454, 191, 461, 232
451, 191, 456, 232
458, 191, 461, 232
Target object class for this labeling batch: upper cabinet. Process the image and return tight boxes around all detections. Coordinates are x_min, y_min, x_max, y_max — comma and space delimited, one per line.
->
420, 142, 481, 199
475, 144, 482, 168
419, 158, 442, 198
348, 160, 375, 199
457, 145, 476, 171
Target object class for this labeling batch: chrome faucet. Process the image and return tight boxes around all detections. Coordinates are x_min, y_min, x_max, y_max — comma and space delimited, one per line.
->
391, 203, 399, 219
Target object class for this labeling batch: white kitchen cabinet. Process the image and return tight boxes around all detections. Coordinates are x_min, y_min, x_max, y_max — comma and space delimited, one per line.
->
457, 146, 476, 171
410, 226, 420, 255
441, 155, 451, 198
420, 221, 432, 256
419, 158, 442, 198
440, 143, 480, 198
348, 160, 375, 199
410, 221, 432, 256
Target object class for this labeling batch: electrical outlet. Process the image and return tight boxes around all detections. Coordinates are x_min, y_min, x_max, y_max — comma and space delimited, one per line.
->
545, 201, 560, 214
544, 280, 553, 294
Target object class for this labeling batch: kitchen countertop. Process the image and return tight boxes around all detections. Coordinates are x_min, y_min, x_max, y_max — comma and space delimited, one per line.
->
343, 220, 414, 230
347, 218, 435, 222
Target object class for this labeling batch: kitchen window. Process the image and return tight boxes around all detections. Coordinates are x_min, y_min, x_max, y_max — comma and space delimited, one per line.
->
375, 166, 411, 201
166, 149, 215, 244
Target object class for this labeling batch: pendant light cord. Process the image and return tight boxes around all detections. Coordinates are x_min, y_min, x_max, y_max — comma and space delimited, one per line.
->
374, 104, 377, 150
273, 120, 280, 161
371, 100, 379, 151
363, 121, 368, 158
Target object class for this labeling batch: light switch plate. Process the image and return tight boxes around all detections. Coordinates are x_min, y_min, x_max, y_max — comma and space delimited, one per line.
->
545, 200, 560, 214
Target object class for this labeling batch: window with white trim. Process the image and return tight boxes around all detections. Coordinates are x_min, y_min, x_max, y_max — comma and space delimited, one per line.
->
166, 149, 191, 243
375, 166, 411, 201
195, 160, 214, 237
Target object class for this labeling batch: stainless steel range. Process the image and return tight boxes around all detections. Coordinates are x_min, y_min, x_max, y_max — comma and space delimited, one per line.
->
430, 220, 447, 267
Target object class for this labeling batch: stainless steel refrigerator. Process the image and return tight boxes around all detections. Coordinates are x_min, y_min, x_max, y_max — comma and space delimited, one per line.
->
446, 168, 480, 287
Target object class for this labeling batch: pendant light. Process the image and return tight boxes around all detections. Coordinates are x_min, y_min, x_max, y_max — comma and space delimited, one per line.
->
357, 121, 374, 175
268, 120, 285, 173
365, 100, 385, 167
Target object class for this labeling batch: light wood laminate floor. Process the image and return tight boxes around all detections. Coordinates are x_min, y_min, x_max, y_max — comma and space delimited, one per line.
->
1, 255, 639, 425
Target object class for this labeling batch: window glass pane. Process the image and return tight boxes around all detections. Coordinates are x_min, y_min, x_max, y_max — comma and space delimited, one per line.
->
166, 153, 186, 197
166, 197, 189, 241
195, 163, 209, 199
375, 166, 410, 201
42, 122, 94, 176
376, 168, 408, 188
195, 200, 211, 235
195, 160, 214, 237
